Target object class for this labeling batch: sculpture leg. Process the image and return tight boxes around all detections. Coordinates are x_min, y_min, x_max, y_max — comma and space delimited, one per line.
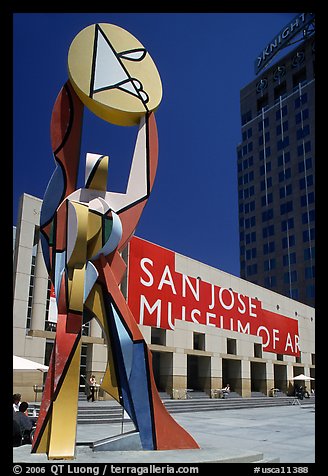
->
31, 312, 82, 459
94, 254, 199, 450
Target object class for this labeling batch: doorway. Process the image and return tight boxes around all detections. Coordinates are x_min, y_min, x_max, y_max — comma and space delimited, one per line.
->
250, 361, 267, 394
222, 358, 242, 395
151, 351, 173, 393
187, 355, 211, 394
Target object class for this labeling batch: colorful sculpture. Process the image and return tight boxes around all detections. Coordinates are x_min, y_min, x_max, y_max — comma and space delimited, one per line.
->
31, 23, 199, 459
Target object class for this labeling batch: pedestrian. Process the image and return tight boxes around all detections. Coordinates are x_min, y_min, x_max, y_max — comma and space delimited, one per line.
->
13, 409, 22, 447
221, 384, 231, 398
87, 375, 97, 402
13, 402, 36, 444
13, 393, 21, 412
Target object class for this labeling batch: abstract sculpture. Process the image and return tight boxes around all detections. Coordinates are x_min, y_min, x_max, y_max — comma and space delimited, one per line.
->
31, 23, 199, 459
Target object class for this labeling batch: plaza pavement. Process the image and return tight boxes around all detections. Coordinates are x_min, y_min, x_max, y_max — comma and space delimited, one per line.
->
13, 402, 315, 464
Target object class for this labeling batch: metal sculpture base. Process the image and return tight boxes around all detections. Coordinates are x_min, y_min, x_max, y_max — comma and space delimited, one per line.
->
92, 431, 143, 452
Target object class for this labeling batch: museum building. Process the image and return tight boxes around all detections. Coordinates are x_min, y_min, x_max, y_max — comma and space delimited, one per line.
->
13, 194, 315, 402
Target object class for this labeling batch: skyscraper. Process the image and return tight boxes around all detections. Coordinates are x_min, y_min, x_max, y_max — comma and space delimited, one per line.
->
237, 17, 315, 306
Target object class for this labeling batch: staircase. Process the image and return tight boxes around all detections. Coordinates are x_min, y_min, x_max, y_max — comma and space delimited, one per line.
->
28, 394, 314, 424
163, 394, 314, 414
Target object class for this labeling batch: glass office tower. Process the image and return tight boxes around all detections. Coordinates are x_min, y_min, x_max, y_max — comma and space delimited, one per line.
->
237, 35, 315, 306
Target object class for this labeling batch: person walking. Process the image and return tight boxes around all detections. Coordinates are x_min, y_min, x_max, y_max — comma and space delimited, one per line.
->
87, 375, 97, 402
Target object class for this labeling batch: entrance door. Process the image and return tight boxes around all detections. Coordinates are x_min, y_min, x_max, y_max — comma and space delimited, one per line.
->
151, 351, 173, 393
251, 361, 267, 394
187, 355, 211, 393
274, 363, 287, 393
222, 358, 242, 395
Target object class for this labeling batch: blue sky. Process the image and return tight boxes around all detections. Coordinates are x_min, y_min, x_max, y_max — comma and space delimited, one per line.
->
13, 12, 297, 276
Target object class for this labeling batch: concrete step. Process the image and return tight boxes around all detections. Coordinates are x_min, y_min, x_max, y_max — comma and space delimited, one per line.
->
158, 391, 171, 400
164, 396, 314, 413
28, 395, 315, 424
186, 390, 209, 399
251, 391, 267, 397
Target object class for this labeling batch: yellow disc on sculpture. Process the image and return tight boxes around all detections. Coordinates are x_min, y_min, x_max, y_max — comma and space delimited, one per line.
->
68, 23, 162, 126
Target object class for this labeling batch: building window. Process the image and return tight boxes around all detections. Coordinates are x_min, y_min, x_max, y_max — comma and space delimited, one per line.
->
304, 247, 315, 261
242, 110, 252, 125
280, 184, 292, 198
259, 131, 270, 145
245, 231, 256, 244
242, 127, 252, 140
254, 343, 262, 358
284, 270, 297, 283
244, 216, 256, 228
282, 235, 295, 249
260, 162, 271, 175
151, 327, 166, 346
277, 152, 291, 166
263, 242, 275, 254
295, 108, 309, 124
26, 227, 39, 330
264, 276, 276, 287
280, 201, 293, 214
262, 209, 274, 222
260, 177, 272, 190
193, 332, 205, 351
298, 157, 312, 172
291, 289, 299, 299
302, 210, 315, 224
264, 258, 276, 271
259, 147, 271, 160
281, 218, 294, 231
276, 105, 288, 119
277, 136, 289, 150
278, 168, 291, 181
299, 175, 314, 190
227, 338, 237, 355
261, 193, 273, 206
276, 121, 288, 135
246, 263, 257, 275
294, 92, 308, 108
282, 252, 296, 266
296, 124, 310, 140
303, 228, 315, 242
305, 266, 315, 279
274, 81, 287, 101
293, 67, 307, 89
245, 248, 257, 259
300, 192, 314, 206
263, 225, 274, 238
306, 285, 315, 299
26, 262, 35, 330
258, 117, 269, 130
82, 323, 90, 336
257, 94, 268, 112
297, 141, 311, 156
80, 344, 88, 392
276, 354, 284, 361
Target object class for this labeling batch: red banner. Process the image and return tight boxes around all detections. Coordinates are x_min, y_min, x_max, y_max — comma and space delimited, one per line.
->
127, 237, 300, 356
